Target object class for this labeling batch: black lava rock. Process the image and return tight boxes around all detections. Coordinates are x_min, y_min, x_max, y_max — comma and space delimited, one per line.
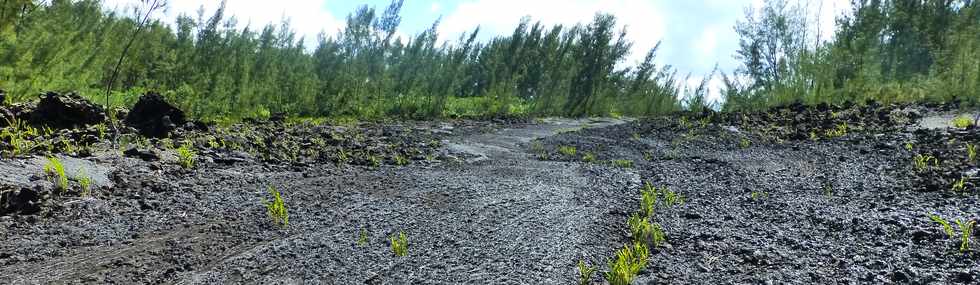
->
29, 91, 107, 129
124, 92, 186, 138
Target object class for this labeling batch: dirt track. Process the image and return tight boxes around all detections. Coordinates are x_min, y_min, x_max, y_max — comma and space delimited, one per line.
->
2, 109, 979, 284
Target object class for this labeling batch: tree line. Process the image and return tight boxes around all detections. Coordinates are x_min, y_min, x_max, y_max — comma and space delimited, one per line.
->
1, 0, 975, 119
0, 0, 682, 120
725, 0, 979, 111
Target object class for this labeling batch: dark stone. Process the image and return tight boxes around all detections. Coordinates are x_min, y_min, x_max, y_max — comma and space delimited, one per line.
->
29, 91, 107, 129
124, 147, 160, 161
1, 187, 43, 215
124, 92, 186, 138
0, 89, 6, 105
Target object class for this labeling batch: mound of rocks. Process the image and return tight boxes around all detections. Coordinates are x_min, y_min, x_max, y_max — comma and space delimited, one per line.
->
124, 92, 186, 138
29, 92, 107, 129
0, 186, 46, 216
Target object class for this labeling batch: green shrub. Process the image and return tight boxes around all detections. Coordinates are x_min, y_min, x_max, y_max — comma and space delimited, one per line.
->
390, 231, 408, 257
263, 186, 289, 228
582, 152, 596, 163
44, 157, 68, 192
604, 242, 649, 285
628, 213, 666, 248
824, 123, 848, 139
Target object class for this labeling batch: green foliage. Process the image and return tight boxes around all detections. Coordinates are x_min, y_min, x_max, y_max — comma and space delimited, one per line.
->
751, 191, 768, 200
582, 152, 596, 163
559, 146, 578, 157
929, 214, 956, 238
951, 177, 967, 193
913, 154, 939, 172
393, 154, 409, 166
725, 0, 980, 111
77, 170, 92, 197
967, 143, 976, 163
176, 142, 196, 169
1, 118, 40, 157
640, 182, 658, 219
0, 1, 680, 120
43, 156, 68, 192
390, 231, 408, 257
627, 213, 666, 248
263, 186, 289, 228
661, 187, 684, 207
955, 219, 975, 253
952, 116, 975, 129
577, 260, 597, 285
739, 138, 751, 149
824, 123, 848, 139
612, 159, 633, 169
357, 228, 369, 246
604, 242, 649, 285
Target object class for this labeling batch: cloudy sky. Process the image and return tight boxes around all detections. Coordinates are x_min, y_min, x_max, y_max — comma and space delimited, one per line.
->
103, 0, 851, 102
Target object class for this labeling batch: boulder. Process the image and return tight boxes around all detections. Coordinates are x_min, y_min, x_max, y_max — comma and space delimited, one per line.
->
124, 92, 186, 138
29, 91, 107, 129
0, 186, 43, 215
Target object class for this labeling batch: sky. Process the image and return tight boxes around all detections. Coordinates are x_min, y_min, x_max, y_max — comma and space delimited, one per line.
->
102, 0, 851, 103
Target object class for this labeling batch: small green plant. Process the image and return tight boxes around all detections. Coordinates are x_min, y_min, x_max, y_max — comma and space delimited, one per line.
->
661, 187, 684, 207
822, 183, 834, 198
263, 186, 289, 228
612, 159, 633, 169
604, 242, 649, 285
207, 136, 221, 149
952, 116, 974, 129
929, 214, 956, 238
393, 154, 409, 166
739, 138, 751, 149
640, 182, 658, 218
176, 142, 196, 169
336, 148, 350, 165
824, 122, 848, 139
94, 123, 107, 140
77, 170, 92, 197
956, 219, 975, 253
751, 191, 768, 201
1, 118, 39, 157
367, 154, 382, 167
390, 231, 408, 257
559, 145, 577, 157
577, 260, 597, 285
631, 133, 641, 140
44, 156, 69, 192
357, 227, 369, 246
967, 143, 976, 163
904, 142, 914, 152
951, 177, 967, 193
582, 152, 596, 163
913, 154, 939, 172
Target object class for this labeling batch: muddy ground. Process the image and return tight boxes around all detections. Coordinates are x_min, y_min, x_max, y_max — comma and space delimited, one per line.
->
1, 93, 979, 284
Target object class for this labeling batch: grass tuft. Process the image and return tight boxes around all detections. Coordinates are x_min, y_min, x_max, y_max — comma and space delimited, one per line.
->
390, 231, 408, 257
44, 156, 69, 192
77, 170, 92, 197
967, 143, 976, 163
559, 145, 577, 157
604, 242, 649, 285
612, 159, 633, 169
929, 214, 955, 238
956, 219, 975, 253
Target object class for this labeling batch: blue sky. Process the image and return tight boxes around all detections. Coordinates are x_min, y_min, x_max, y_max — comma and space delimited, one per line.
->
103, 0, 850, 102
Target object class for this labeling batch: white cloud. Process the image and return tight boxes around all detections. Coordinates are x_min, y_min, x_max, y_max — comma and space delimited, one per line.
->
102, 0, 344, 43
439, 0, 667, 66
430, 3, 441, 13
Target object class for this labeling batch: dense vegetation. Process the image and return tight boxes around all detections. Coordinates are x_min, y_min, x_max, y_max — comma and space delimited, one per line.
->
725, 0, 979, 111
0, 0, 977, 120
0, 0, 680, 120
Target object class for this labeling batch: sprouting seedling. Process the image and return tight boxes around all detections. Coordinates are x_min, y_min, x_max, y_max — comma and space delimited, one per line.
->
390, 231, 408, 257
640, 182, 658, 219
357, 227, 369, 246
951, 177, 966, 193
582, 152, 596, 163
913, 154, 939, 172
263, 186, 289, 228
928, 214, 955, 239
662, 187, 684, 207
176, 141, 196, 169
904, 142, 914, 152
577, 260, 596, 285
612, 159, 633, 169
967, 143, 976, 163
559, 145, 577, 156
604, 242, 649, 285
952, 116, 974, 129
77, 170, 92, 197
44, 156, 69, 192
739, 138, 751, 149
956, 219, 975, 253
